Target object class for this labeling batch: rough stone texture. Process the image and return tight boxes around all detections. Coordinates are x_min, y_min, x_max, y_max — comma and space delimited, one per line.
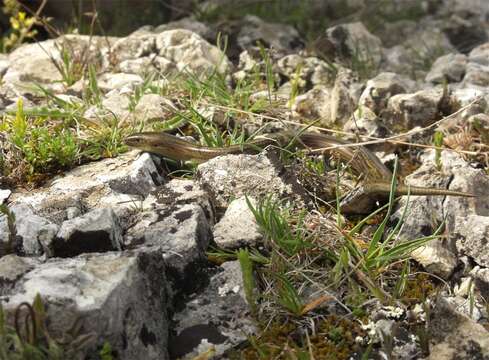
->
124, 179, 213, 283
196, 151, 307, 211
358, 72, 412, 115
325, 22, 383, 65
153, 17, 217, 43
155, 29, 231, 75
393, 149, 487, 278
108, 29, 231, 77
428, 296, 489, 360
453, 215, 489, 267
0, 255, 38, 295
292, 86, 331, 123
426, 53, 468, 84
9, 150, 163, 225
170, 261, 256, 359
4, 35, 112, 91
343, 106, 390, 139
276, 54, 336, 88
9, 203, 58, 256
213, 196, 263, 249
97, 72, 144, 92
462, 62, 489, 87
125, 202, 212, 275
385, 88, 447, 130
237, 15, 303, 54
469, 41, 489, 65
132, 93, 177, 122
471, 267, 489, 300
0, 251, 169, 360
51, 208, 123, 258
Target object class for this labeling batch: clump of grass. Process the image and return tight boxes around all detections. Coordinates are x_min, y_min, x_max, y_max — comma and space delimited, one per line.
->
0, 99, 79, 182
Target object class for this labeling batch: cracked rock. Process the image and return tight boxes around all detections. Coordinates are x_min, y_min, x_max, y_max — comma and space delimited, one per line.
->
170, 260, 256, 359
196, 151, 308, 212
51, 208, 123, 258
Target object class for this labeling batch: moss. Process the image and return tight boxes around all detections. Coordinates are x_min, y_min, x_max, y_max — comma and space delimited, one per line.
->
401, 273, 436, 303
232, 315, 367, 359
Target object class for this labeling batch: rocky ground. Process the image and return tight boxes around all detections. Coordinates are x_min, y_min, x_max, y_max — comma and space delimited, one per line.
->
1, 0, 489, 359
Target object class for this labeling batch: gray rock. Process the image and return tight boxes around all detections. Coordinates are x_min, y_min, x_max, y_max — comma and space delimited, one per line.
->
453, 215, 489, 267
292, 86, 332, 123
359, 72, 413, 114
325, 22, 383, 65
96, 72, 143, 92
429, 296, 489, 359
106, 33, 157, 64
4, 35, 111, 91
125, 201, 212, 277
84, 91, 131, 121
9, 203, 58, 256
386, 87, 447, 130
132, 93, 177, 122
155, 29, 231, 76
154, 17, 217, 43
51, 208, 122, 258
0, 251, 169, 360
9, 150, 163, 225
471, 267, 489, 300
468, 42, 489, 66
119, 55, 176, 75
343, 106, 390, 139
393, 149, 486, 278
276, 54, 336, 88
213, 196, 263, 249
462, 62, 489, 87
237, 15, 303, 54
0, 255, 38, 295
170, 260, 256, 359
426, 53, 468, 84
196, 151, 307, 212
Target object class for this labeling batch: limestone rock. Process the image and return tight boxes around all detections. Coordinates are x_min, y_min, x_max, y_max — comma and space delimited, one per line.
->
51, 208, 123, 258
426, 53, 468, 84
213, 196, 263, 249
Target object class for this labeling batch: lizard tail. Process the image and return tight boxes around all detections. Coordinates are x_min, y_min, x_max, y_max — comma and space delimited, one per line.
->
364, 182, 475, 197
395, 184, 475, 197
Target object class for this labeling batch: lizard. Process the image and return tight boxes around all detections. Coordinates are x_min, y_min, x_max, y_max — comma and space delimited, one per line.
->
124, 131, 474, 213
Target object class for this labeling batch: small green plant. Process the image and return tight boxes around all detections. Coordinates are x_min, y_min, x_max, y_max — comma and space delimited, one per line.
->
246, 196, 310, 256
1, 99, 81, 181
237, 249, 258, 316
433, 131, 444, 170
275, 273, 304, 316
